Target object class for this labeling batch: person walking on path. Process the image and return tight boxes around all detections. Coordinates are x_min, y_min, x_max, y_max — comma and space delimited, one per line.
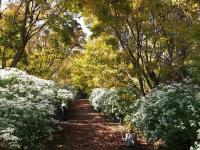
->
61, 101, 68, 121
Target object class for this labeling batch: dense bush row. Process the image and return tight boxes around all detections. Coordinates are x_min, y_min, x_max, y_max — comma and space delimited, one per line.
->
0, 68, 76, 150
132, 81, 200, 150
89, 87, 137, 121
89, 81, 200, 150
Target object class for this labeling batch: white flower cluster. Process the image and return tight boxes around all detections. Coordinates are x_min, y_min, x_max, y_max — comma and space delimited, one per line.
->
89, 87, 137, 119
131, 81, 200, 149
0, 68, 76, 149
191, 129, 200, 150
89, 88, 108, 111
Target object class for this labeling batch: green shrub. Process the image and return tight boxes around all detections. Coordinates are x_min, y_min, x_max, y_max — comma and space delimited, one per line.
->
89, 87, 137, 121
131, 81, 200, 150
0, 68, 76, 149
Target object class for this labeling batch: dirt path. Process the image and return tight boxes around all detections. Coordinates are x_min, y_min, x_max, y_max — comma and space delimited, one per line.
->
48, 99, 150, 150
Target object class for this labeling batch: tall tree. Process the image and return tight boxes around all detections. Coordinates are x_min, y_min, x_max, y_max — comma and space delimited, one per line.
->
70, 35, 134, 91
24, 20, 85, 80
0, 0, 82, 67
79, 0, 199, 95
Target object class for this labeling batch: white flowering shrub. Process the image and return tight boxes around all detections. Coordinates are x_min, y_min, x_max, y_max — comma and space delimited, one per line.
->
89, 87, 137, 120
131, 81, 200, 150
191, 129, 200, 150
0, 68, 76, 149
89, 88, 108, 111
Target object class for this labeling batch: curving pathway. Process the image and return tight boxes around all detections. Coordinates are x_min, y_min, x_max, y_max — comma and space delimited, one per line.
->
48, 99, 151, 150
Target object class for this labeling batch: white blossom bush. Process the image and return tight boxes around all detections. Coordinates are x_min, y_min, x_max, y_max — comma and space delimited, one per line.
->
0, 68, 76, 149
89, 88, 108, 111
191, 129, 200, 150
131, 81, 200, 150
89, 87, 137, 120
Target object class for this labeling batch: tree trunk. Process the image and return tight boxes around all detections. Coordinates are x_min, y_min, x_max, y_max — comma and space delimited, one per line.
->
10, 1, 29, 67
10, 46, 25, 67
2, 47, 7, 68
113, 27, 154, 94
137, 74, 145, 96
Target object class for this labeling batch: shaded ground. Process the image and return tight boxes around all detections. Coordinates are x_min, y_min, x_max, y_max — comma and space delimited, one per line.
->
48, 99, 151, 150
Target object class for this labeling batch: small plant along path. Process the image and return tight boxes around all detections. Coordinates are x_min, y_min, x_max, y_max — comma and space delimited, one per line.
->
49, 99, 150, 150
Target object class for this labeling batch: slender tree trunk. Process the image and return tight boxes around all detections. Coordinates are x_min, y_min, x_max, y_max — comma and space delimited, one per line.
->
10, 1, 29, 67
10, 46, 25, 67
113, 27, 154, 94
115, 34, 147, 94
137, 74, 145, 96
2, 47, 7, 68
